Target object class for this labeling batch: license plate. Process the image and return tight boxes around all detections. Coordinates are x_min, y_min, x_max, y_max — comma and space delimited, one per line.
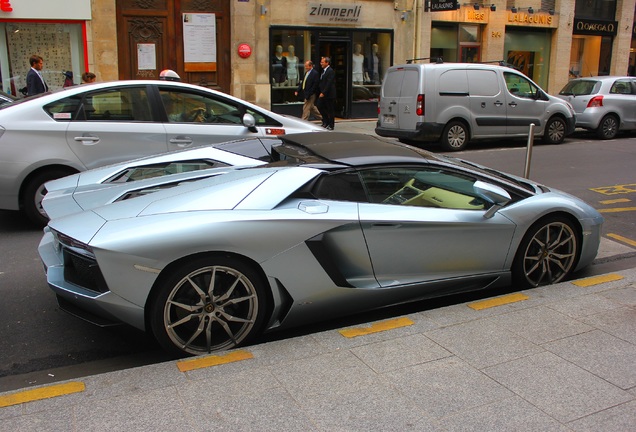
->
383, 115, 395, 125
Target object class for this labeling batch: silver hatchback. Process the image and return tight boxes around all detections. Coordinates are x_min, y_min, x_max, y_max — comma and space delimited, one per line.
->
556, 76, 636, 139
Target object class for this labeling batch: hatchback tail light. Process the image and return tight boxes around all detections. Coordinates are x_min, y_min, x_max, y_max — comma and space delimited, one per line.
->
587, 95, 603, 108
416, 94, 424, 116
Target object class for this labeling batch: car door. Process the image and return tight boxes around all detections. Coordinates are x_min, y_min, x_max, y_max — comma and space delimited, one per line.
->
377, 66, 421, 131
158, 86, 276, 149
466, 69, 507, 137
356, 167, 516, 288
503, 71, 548, 136
608, 78, 636, 130
64, 85, 167, 169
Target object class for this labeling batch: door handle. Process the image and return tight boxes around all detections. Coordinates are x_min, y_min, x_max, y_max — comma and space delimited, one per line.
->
169, 137, 193, 147
371, 223, 402, 229
508, 102, 517, 107
493, 101, 503, 107
389, 101, 397, 105
74, 136, 99, 145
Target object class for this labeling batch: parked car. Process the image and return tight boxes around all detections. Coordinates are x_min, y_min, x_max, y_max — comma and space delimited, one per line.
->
0, 80, 323, 225
39, 132, 603, 357
556, 76, 636, 139
376, 62, 576, 151
43, 137, 280, 219
0, 90, 16, 107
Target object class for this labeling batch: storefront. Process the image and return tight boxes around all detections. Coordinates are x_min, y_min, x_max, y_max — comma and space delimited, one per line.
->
269, 27, 393, 119
569, 0, 618, 77
504, 10, 555, 90
0, 0, 90, 96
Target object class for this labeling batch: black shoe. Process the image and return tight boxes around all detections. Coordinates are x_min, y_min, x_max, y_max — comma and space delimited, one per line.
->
325, 125, 333, 130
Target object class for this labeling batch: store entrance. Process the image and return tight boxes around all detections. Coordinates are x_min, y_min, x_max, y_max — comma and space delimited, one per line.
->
317, 40, 350, 119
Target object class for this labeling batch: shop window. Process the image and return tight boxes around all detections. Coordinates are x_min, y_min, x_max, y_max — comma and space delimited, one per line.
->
0, 22, 85, 96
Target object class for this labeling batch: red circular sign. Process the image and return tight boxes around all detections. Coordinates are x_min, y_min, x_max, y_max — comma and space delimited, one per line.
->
238, 43, 252, 59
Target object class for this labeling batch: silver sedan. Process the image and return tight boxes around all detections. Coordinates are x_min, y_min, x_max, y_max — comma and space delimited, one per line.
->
0, 80, 322, 225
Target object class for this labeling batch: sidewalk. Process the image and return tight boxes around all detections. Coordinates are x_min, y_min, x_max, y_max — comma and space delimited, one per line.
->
1, 267, 635, 431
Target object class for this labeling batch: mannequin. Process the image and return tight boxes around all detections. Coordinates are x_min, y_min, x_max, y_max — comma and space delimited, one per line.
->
286, 45, 299, 87
352, 44, 365, 84
271, 44, 287, 87
367, 44, 382, 84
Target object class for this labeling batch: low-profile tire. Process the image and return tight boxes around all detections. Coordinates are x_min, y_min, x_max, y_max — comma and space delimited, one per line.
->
512, 216, 579, 289
595, 114, 619, 140
440, 120, 469, 151
149, 255, 268, 357
22, 168, 75, 226
543, 116, 567, 144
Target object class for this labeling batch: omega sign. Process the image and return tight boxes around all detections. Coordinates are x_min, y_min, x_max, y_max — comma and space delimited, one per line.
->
573, 18, 617, 36
308, 3, 363, 24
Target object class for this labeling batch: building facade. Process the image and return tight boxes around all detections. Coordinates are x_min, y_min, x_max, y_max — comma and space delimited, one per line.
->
1, 0, 634, 118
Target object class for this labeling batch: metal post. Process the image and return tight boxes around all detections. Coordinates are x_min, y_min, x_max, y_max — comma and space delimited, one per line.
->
524, 123, 535, 179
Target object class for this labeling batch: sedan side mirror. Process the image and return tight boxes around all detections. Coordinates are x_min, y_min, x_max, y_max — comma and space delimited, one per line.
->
242, 113, 258, 132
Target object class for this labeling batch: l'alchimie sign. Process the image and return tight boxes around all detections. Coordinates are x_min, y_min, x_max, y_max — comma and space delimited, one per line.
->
308, 3, 363, 24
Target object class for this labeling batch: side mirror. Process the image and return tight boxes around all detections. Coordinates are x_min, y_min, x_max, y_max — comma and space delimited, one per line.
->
474, 180, 511, 219
242, 113, 257, 132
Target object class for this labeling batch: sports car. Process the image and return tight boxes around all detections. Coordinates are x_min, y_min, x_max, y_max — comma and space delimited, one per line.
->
42, 137, 278, 219
39, 132, 604, 356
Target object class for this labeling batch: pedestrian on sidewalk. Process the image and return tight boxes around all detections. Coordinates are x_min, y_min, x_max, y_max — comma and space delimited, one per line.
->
295, 60, 322, 122
317, 56, 336, 130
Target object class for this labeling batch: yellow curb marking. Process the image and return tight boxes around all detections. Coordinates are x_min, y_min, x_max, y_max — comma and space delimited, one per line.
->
0, 382, 86, 408
339, 317, 414, 338
177, 350, 254, 372
606, 233, 636, 248
599, 198, 630, 205
572, 273, 624, 287
598, 207, 636, 213
468, 293, 529, 311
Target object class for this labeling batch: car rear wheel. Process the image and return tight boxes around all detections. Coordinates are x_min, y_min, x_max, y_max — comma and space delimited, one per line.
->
512, 216, 579, 288
595, 114, 619, 140
22, 168, 75, 226
543, 117, 566, 144
149, 255, 267, 357
441, 121, 469, 151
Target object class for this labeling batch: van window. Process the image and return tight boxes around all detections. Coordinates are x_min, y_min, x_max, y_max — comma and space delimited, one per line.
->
401, 69, 420, 97
439, 70, 468, 95
383, 70, 405, 98
504, 72, 539, 99
468, 70, 500, 97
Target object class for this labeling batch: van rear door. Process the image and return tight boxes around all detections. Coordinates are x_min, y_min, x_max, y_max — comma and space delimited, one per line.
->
378, 67, 421, 130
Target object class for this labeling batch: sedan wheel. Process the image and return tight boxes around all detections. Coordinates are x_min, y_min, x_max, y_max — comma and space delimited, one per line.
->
150, 256, 267, 356
512, 217, 579, 288
595, 115, 619, 140
22, 168, 75, 226
543, 117, 566, 144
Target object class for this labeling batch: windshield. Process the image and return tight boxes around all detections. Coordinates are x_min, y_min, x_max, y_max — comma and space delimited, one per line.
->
559, 80, 599, 96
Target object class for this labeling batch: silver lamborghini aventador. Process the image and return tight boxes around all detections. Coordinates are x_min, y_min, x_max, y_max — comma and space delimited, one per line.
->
39, 132, 604, 356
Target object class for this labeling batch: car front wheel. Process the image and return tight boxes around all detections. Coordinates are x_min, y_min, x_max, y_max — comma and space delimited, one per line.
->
22, 168, 75, 226
595, 114, 619, 140
149, 255, 267, 357
512, 216, 579, 288
543, 117, 567, 144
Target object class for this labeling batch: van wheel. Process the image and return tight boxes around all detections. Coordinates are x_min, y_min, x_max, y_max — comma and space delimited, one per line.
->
543, 117, 566, 144
441, 121, 468, 151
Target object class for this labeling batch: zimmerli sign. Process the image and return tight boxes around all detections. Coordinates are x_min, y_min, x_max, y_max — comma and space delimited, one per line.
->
308, 3, 363, 24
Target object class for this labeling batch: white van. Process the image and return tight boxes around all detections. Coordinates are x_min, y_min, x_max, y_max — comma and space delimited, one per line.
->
375, 62, 576, 151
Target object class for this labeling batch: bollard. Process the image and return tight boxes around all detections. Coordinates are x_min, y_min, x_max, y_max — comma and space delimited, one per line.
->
524, 123, 535, 179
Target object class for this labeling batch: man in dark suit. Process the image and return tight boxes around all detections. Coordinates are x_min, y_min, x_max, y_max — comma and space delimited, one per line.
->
317, 56, 336, 130
26, 55, 48, 96
295, 60, 322, 122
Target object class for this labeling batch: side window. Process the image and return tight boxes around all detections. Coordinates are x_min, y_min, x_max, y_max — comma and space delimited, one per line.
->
84, 87, 152, 122
609, 80, 632, 95
312, 172, 367, 202
43, 96, 82, 121
504, 72, 538, 99
468, 70, 500, 97
439, 69, 468, 95
159, 88, 279, 126
360, 167, 487, 210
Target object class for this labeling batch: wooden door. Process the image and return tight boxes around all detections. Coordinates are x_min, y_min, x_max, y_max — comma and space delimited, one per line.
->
116, 0, 230, 92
